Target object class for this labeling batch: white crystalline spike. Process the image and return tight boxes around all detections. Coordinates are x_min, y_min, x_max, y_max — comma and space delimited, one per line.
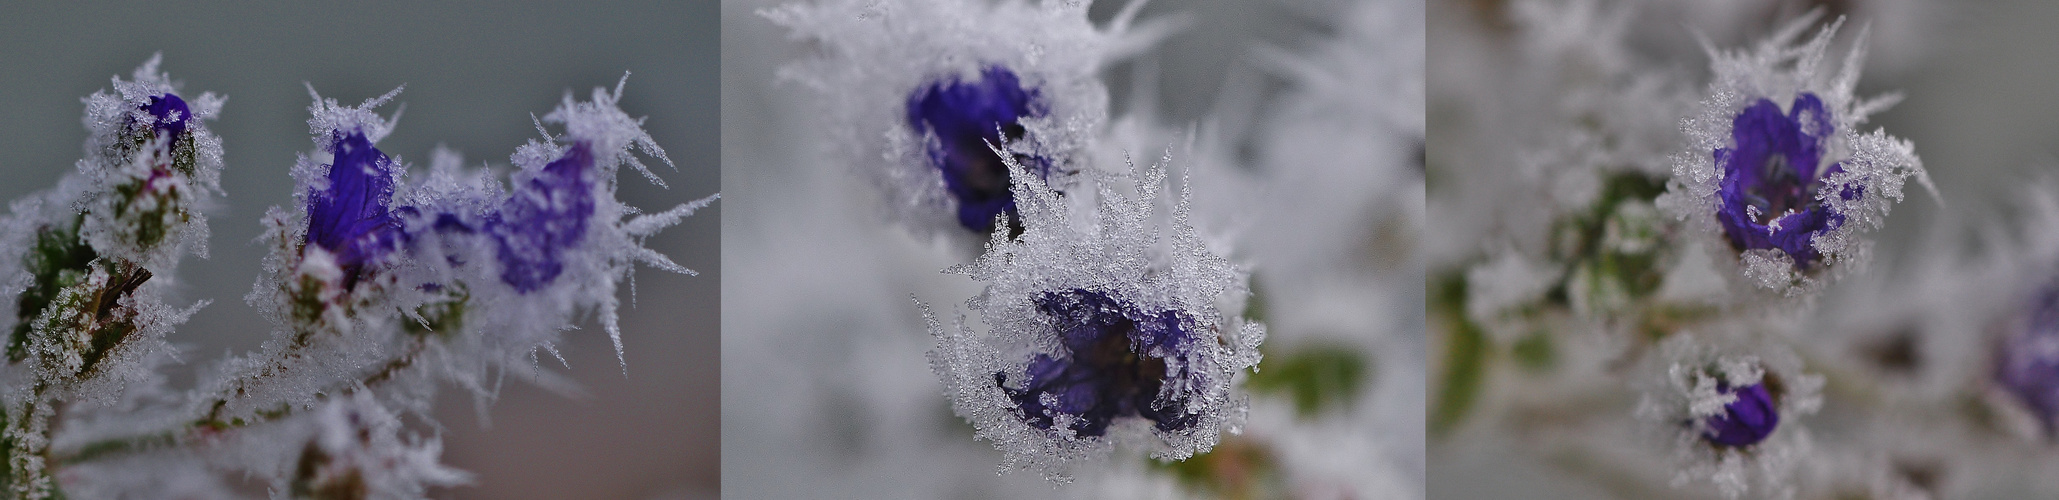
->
363, 85, 405, 111
179, 74, 709, 497
628, 247, 694, 277
624, 157, 668, 189
603, 299, 626, 376
305, 84, 403, 144
387, 102, 407, 134
624, 193, 719, 237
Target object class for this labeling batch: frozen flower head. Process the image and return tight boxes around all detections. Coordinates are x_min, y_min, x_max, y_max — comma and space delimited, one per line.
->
1996, 282, 2059, 437
301, 87, 406, 290
1661, 13, 1932, 295
924, 149, 1264, 481
76, 53, 226, 273
1637, 333, 1824, 499
1006, 288, 1199, 437
1712, 93, 1841, 270
906, 65, 1050, 233
1700, 375, 1778, 447
766, 0, 1164, 239
275, 83, 407, 298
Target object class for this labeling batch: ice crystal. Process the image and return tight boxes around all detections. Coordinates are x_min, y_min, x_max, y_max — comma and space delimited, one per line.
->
1660, 12, 1934, 295
765, 0, 1169, 241
924, 147, 1264, 481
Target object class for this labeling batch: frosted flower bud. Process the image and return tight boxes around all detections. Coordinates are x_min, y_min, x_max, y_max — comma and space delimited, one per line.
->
141, 94, 190, 140
1637, 333, 1823, 499
76, 54, 225, 273
1660, 13, 1933, 295
906, 65, 1049, 233
280, 84, 406, 302
1701, 379, 1779, 448
305, 130, 404, 289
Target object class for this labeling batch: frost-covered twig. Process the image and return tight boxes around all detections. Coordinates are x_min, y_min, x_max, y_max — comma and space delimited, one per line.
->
0, 58, 713, 499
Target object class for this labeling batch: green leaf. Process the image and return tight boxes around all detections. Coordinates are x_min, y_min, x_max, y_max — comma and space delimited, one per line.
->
1247, 344, 1368, 418
1431, 270, 1489, 438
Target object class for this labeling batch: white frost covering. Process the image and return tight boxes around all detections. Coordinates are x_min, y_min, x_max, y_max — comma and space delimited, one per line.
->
764, 0, 1169, 242
923, 148, 1264, 481
1659, 12, 1934, 296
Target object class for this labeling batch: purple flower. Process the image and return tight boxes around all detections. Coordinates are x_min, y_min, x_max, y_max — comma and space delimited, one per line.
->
1714, 93, 1856, 269
1702, 380, 1779, 448
142, 93, 190, 141
487, 142, 596, 293
998, 288, 1200, 437
906, 66, 1049, 233
306, 131, 402, 288
1998, 285, 2059, 436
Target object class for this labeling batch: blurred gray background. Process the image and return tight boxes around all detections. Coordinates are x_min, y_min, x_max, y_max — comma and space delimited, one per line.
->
0, 2, 718, 499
